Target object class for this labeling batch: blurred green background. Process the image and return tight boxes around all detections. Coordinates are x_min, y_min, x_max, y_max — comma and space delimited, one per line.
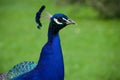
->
0, 0, 120, 80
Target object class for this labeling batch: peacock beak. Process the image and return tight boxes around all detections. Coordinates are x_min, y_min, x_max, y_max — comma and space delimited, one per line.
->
66, 19, 76, 25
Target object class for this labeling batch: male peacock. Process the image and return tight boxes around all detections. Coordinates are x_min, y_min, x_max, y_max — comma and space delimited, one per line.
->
0, 5, 75, 80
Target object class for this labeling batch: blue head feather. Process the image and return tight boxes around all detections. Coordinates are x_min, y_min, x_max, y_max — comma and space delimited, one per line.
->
49, 13, 71, 34
51, 13, 68, 19
50, 13, 75, 32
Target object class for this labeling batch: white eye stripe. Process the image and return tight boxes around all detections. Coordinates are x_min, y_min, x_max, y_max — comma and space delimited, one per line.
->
62, 17, 69, 22
53, 18, 63, 24
62, 17, 67, 21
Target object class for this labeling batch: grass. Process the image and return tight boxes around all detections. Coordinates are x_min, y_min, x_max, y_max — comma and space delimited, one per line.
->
0, 0, 120, 80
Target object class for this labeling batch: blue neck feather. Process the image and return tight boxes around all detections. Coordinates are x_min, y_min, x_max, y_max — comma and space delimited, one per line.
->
37, 22, 64, 80
14, 22, 64, 80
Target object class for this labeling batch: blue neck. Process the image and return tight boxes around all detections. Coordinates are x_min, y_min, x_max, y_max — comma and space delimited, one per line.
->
37, 23, 64, 80
13, 23, 64, 80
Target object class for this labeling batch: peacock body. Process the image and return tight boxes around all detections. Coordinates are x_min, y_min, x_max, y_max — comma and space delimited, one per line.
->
0, 5, 75, 80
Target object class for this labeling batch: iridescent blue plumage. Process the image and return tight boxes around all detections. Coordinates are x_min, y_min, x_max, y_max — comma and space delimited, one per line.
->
0, 62, 37, 80
0, 5, 75, 80
6, 61, 37, 80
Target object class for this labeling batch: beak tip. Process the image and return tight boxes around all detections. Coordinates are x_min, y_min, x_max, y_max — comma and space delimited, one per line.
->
69, 20, 76, 25
70, 19, 76, 25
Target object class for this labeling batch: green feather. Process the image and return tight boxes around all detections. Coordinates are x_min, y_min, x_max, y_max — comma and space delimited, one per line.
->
6, 61, 37, 80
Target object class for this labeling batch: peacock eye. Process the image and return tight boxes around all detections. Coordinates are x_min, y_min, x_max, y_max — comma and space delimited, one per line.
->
57, 17, 62, 22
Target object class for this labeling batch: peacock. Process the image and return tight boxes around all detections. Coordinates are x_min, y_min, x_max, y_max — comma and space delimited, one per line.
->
0, 5, 75, 80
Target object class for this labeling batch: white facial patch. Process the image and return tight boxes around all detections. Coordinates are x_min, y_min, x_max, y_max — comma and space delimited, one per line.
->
62, 17, 69, 22
62, 17, 67, 21
53, 18, 63, 25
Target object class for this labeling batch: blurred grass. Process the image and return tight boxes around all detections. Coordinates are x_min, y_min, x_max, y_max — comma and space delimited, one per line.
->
0, 0, 120, 80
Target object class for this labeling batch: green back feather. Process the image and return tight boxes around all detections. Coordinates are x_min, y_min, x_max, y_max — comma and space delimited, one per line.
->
6, 61, 37, 80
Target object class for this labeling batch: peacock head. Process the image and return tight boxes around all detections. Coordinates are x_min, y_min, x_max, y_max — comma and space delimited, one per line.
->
35, 5, 76, 31
49, 13, 76, 32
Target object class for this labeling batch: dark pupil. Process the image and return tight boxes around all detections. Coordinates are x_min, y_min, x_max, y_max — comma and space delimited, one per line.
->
57, 17, 62, 22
